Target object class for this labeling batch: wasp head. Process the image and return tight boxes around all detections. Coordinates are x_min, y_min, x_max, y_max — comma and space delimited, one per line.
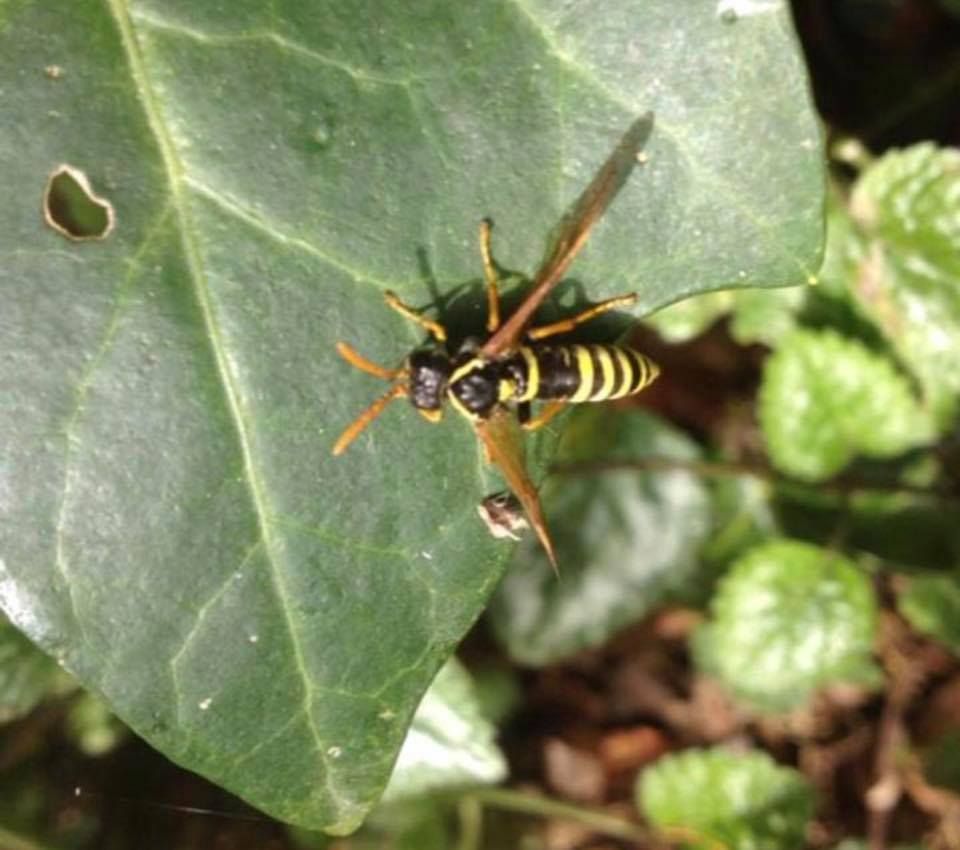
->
407, 348, 452, 421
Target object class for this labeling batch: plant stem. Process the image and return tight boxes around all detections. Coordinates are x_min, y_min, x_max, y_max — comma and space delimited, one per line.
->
463, 787, 651, 844
456, 795, 484, 850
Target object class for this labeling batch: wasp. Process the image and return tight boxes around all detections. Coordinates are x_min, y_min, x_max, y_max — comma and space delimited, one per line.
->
332, 114, 659, 568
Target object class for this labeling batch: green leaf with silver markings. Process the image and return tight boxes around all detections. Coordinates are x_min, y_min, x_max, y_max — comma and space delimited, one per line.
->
694, 539, 880, 711
0, 0, 822, 831
898, 574, 960, 655
382, 658, 506, 802
490, 408, 711, 666
759, 329, 935, 481
846, 143, 960, 427
637, 748, 814, 850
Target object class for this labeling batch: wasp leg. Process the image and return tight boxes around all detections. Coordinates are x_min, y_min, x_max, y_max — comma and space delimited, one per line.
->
527, 293, 638, 341
521, 400, 569, 431
332, 384, 408, 456
384, 290, 448, 343
516, 401, 532, 426
480, 218, 501, 333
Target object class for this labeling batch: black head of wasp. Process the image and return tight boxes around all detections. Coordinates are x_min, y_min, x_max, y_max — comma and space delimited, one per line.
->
332, 113, 659, 570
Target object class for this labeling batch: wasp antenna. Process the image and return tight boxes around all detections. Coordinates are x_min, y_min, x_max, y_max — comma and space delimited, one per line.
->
336, 341, 405, 381
332, 384, 407, 456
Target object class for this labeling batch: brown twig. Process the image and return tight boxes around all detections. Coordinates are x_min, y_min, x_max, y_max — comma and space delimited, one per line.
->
867, 614, 942, 850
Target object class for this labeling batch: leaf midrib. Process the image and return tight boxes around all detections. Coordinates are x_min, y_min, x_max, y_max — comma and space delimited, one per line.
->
106, 0, 334, 796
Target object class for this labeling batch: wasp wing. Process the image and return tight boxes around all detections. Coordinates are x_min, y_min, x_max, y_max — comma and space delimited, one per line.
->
474, 407, 558, 572
481, 111, 654, 357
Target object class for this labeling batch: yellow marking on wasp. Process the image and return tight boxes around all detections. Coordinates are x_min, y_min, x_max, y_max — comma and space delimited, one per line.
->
448, 356, 481, 387
648, 358, 661, 385
517, 347, 540, 402
594, 346, 617, 400
570, 345, 595, 403
498, 378, 517, 402
625, 348, 647, 395
418, 408, 443, 423
613, 347, 634, 397
631, 350, 659, 393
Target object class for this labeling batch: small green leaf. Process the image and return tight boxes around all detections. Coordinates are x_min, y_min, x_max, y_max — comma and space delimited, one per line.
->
759, 329, 935, 481
490, 408, 711, 666
66, 691, 126, 757
382, 658, 506, 802
0, 617, 73, 724
645, 291, 736, 343
899, 574, 960, 654
728, 286, 806, 346
848, 144, 960, 425
645, 285, 805, 347
695, 539, 880, 711
637, 748, 814, 850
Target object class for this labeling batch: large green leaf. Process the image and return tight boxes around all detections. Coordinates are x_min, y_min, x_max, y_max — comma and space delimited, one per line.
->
0, 0, 822, 831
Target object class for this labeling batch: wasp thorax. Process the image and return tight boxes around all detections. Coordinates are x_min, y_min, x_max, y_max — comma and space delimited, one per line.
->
450, 359, 500, 417
407, 349, 452, 410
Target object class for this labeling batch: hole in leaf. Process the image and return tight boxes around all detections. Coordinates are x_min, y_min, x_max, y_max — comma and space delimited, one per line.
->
43, 164, 115, 241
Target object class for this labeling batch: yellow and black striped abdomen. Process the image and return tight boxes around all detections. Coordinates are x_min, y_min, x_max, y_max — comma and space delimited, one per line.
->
512, 344, 658, 404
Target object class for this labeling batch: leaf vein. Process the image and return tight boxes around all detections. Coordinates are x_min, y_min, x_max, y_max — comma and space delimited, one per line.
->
168, 538, 265, 723
111, 0, 339, 811
129, 8, 416, 87
184, 177, 394, 290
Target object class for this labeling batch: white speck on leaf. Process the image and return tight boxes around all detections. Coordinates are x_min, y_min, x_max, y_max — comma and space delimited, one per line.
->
717, 0, 780, 18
